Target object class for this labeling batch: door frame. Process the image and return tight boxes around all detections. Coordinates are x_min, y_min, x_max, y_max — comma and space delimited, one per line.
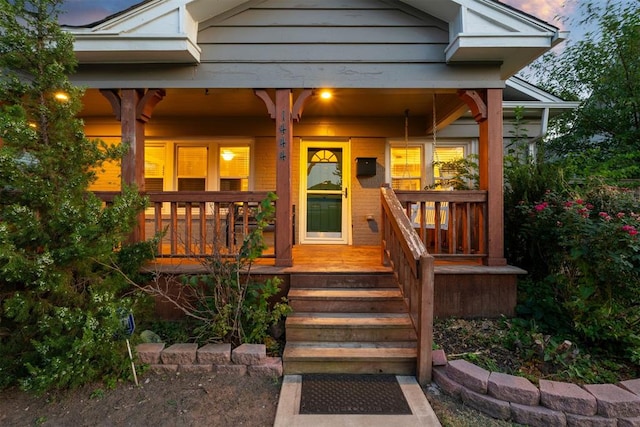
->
299, 139, 352, 245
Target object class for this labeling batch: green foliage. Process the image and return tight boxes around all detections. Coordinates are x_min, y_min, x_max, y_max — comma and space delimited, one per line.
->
504, 107, 568, 270
0, 0, 152, 392
156, 193, 292, 347
514, 184, 640, 365
502, 317, 634, 384
431, 155, 479, 190
524, 1, 640, 180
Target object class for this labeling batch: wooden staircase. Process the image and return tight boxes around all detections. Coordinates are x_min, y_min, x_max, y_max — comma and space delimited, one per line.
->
283, 273, 417, 375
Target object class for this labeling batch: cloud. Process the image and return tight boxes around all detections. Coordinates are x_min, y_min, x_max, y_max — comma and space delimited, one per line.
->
501, 0, 577, 30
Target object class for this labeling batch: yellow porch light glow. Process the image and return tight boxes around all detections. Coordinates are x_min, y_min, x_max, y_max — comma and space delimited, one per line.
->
319, 90, 332, 100
54, 92, 69, 102
28, 122, 37, 128
221, 150, 235, 161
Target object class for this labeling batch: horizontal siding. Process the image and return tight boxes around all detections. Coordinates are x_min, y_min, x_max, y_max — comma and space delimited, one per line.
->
197, 0, 449, 69
198, 26, 448, 44
199, 44, 446, 63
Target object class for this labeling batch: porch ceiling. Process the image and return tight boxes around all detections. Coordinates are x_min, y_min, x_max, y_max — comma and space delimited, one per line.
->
79, 88, 465, 124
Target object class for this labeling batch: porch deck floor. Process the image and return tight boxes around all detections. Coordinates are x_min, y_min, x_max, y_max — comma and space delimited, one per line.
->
148, 245, 525, 275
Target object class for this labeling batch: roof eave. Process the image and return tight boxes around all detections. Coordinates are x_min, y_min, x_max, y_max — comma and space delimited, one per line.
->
72, 35, 201, 64
446, 33, 563, 79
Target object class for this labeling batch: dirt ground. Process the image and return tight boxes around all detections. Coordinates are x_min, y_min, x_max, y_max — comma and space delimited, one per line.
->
0, 319, 529, 427
0, 372, 282, 427
0, 370, 516, 427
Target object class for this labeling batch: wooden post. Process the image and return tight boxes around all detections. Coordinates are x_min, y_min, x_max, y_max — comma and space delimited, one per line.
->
274, 89, 294, 266
255, 89, 313, 267
458, 89, 506, 266
417, 253, 434, 385
100, 88, 165, 244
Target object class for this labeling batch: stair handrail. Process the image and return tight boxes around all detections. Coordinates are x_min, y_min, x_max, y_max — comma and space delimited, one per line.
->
380, 184, 434, 385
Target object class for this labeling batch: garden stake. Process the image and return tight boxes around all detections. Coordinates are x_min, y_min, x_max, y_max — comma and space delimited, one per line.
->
126, 339, 138, 386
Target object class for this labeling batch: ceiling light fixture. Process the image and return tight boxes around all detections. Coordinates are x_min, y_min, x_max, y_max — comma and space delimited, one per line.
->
319, 90, 332, 100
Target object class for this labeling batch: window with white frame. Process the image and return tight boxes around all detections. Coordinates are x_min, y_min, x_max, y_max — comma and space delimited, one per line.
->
388, 140, 473, 190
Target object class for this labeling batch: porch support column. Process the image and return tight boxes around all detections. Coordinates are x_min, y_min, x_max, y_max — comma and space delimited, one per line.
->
255, 89, 314, 267
100, 88, 166, 242
459, 88, 506, 266
275, 90, 294, 266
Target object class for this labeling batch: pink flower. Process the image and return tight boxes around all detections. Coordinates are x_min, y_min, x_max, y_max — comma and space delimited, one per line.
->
621, 225, 638, 236
586, 203, 594, 210
564, 201, 574, 208
599, 212, 612, 221
576, 199, 584, 205
616, 212, 626, 219
534, 202, 548, 212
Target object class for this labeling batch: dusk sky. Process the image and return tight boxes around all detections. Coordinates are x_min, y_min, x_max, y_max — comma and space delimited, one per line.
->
59, 0, 577, 35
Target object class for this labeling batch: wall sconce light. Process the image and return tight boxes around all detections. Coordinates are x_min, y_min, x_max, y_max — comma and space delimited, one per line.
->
222, 150, 235, 161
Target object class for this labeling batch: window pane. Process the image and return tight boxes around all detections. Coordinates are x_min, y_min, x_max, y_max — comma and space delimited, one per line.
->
219, 146, 249, 177
390, 146, 422, 190
145, 146, 165, 178
434, 146, 464, 177
178, 146, 207, 178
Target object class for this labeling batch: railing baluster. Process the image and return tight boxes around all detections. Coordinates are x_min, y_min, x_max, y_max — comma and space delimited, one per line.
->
185, 202, 192, 256
199, 202, 206, 255
171, 202, 178, 255
154, 202, 163, 256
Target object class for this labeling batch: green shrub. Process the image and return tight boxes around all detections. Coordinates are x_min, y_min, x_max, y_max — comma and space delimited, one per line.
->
515, 185, 640, 363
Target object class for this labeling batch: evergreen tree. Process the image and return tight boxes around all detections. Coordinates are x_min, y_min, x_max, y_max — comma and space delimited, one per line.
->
0, 0, 152, 391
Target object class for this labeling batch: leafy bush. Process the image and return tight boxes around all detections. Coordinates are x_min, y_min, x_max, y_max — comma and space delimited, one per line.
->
141, 193, 291, 348
0, 0, 154, 392
515, 184, 640, 363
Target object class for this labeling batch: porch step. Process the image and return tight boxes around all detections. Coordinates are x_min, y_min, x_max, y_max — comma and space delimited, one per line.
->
283, 271, 417, 376
283, 341, 417, 375
288, 288, 406, 313
289, 273, 396, 289
286, 312, 417, 342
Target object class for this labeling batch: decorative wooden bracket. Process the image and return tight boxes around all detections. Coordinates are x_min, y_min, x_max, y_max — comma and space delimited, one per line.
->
100, 88, 166, 122
292, 89, 313, 121
136, 89, 166, 123
458, 89, 487, 123
255, 89, 314, 122
254, 89, 276, 119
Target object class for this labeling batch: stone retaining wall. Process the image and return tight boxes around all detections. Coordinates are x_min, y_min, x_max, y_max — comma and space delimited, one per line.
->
432, 349, 640, 426
135, 343, 283, 378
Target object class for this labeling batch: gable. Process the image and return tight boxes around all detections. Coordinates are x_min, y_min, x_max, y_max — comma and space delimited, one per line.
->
67, 0, 565, 87
196, 0, 448, 65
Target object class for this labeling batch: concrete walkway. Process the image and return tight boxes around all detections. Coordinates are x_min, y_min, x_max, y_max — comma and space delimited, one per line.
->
274, 375, 442, 427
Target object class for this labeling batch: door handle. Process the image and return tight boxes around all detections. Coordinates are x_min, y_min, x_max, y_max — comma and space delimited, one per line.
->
343, 187, 348, 199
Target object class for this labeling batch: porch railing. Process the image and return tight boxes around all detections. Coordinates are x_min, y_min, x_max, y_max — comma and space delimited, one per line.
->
394, 190, 488, 261
380, 185, 433, 385
94, 191, 276, 258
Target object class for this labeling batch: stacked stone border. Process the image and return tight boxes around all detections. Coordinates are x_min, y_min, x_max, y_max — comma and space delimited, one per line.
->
432, 349, 640, 426
135, 343, 283, 378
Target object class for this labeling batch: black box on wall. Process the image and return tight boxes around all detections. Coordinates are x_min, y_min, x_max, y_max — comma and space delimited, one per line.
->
356, 157, 376, 177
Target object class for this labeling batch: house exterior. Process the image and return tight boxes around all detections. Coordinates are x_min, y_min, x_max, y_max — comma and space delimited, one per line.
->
66, 0, 571, 271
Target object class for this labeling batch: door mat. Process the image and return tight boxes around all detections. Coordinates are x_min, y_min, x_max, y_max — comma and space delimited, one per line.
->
299, 374, 412, 415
